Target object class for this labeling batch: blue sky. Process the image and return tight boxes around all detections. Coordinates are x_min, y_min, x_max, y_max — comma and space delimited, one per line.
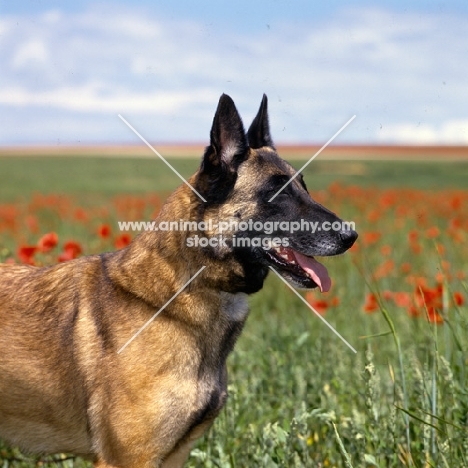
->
1, 0, 468, 145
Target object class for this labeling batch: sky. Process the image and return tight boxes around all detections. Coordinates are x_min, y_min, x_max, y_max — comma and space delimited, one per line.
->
1, 0, 468, 146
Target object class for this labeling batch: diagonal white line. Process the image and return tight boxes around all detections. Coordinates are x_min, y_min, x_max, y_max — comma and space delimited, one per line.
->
117, 266, 206, 354
268, 115, 356, 202
118, 114, 207, 202
268, 266, 357, 353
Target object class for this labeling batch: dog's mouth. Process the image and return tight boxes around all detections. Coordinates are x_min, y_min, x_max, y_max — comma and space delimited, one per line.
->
264, 245, 331, 292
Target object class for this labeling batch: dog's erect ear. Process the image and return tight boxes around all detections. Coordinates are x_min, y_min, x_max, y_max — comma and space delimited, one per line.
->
247, 94, 274, 149
206, 94, 249, 169
196, 95, 249, 203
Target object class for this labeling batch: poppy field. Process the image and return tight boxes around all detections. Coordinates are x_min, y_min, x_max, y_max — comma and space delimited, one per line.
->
0, 156, 467, 467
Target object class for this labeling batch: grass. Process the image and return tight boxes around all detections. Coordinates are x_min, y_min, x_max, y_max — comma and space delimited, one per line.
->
1, 155, 467, 467
2, 157, 468, 201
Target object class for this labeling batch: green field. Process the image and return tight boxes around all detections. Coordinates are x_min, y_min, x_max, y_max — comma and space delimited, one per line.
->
1, 156, 468, 467
2, 157, 468, 201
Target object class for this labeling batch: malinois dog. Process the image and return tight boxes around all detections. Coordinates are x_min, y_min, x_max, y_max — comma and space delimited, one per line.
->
0, 94, 357, 467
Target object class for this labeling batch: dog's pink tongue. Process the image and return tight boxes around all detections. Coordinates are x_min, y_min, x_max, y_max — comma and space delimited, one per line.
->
293, 251, 331, 293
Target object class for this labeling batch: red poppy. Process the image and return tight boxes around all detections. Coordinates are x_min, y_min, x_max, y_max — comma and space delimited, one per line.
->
393, 292, 411, 308
58, 241, 83, 262
374, 259, 395, 278
367, 209, 381, 222
58, 250, 74, 263
309, 299, 328, 315
436, 243, 445, 255
415, 283, 443, 309
410, 243, 422, 255
450, 217, 462, 229
363, 293, 379, 313
379, 192, 397, 208
18, 246, 37, 265
450, 195, 462, 210
383, 290, 393, 300
26, 215, 39, 234
115, 234, 131, 249
64, 241, 82, 257
330, 297, 340, 307
305, 293, 340, 316
407, 276, 427, 288
74, 208, 88, 222
363, 232, 381, 245
408, 230, 418, 243
98, 224, 111, 238
400, 262, 411, 274
426, 226, 440, 239
454, 292, 464, 306
37, 232, 59, 253
407, 282, 445, 325
427, 307, 444, 324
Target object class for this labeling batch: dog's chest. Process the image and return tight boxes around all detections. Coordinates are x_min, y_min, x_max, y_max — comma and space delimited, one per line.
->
197, 291, 249, 383
187, 292, 249, 430
203, 292, 249, 362
219, 291, 249, 322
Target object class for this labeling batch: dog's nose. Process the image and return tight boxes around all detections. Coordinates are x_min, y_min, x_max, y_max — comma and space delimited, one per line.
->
339, 229, 358, 249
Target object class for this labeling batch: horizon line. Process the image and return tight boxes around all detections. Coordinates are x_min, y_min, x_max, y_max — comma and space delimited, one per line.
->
1, 143, 468, 161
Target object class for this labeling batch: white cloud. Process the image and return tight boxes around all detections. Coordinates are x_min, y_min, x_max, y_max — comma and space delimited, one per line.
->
1, 6, 468, 144
379, 120, 468, 144
75, 10, 162, 39
0, 84, 218, 113
11, 39, 49, 69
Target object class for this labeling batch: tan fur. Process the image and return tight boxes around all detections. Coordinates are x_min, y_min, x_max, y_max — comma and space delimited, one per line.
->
0, 177, 252, 468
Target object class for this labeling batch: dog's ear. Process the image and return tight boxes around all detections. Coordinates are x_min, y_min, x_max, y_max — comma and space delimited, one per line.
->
205, 94, 248, 169
196, 94, 249, 203
247, 94, 274, 149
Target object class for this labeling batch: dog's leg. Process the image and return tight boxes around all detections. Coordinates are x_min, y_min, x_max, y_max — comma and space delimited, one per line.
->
93, 459, 118, 468
93, 421, 211, 468
94, 457, 159, 468
161, 419, 214, 468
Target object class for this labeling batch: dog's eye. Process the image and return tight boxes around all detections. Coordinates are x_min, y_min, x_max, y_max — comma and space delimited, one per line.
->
262, 174, 294, 201
274, 189, 291, 199
265, 185, 291, 201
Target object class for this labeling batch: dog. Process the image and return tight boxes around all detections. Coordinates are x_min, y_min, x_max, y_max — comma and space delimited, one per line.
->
0, 94, 357, 467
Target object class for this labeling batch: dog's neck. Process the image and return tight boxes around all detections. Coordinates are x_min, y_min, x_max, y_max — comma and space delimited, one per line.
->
105, 178, 269, 310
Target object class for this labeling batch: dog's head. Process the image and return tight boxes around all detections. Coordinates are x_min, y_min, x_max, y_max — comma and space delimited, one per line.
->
193, 94, 357, 294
